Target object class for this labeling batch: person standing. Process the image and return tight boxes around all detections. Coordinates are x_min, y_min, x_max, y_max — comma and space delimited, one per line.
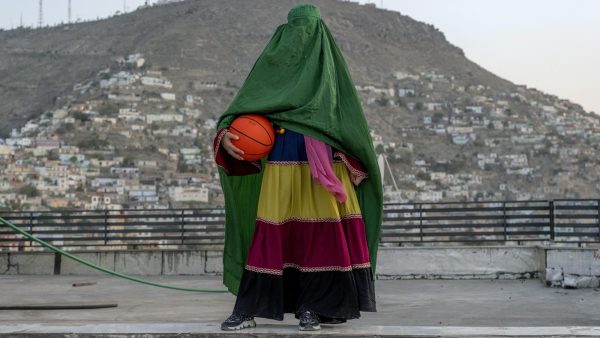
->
213, 4, 383, 331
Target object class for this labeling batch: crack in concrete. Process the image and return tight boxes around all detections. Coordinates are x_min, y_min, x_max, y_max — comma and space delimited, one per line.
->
2, 253, 19, 275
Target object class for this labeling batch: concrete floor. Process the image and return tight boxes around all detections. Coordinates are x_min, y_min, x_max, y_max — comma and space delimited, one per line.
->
1, 275, 599, 337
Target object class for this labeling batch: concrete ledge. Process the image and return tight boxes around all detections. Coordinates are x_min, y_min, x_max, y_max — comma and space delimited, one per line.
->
115, 251, 162, 275
3, 252, 55, 274
0, 254, 7, 273
547, 248, 600, 275
377, 246, 542, 279
205, 250, 222, 274
1, 246, 599, 287
544, 248, 600, 288
163, 250, 205, 275
61, 252, 115, 275
2, 323, 600, 337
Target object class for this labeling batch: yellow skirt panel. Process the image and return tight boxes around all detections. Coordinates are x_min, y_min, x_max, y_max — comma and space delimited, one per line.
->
256, 162, 362, 223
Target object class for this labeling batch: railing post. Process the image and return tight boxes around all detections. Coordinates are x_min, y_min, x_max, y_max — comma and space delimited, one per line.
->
502, 201, 507, 242
419, 203, 423, 242
104, 209, 109, 245
597, 199, 600, 241
28, 212, 33, 248
549, 200, 555, 242
180, 209, 186, 245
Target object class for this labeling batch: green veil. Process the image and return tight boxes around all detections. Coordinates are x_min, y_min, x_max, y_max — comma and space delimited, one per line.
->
216, 4, 383, 294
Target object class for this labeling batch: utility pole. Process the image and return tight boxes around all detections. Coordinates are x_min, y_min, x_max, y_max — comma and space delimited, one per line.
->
68, 0, 72, 23
38, 0, 43, 28
123, 0, 127, 12
378, 153, 400, 198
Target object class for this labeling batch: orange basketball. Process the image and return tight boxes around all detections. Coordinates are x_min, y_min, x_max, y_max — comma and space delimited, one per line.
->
229, 114, 275, 161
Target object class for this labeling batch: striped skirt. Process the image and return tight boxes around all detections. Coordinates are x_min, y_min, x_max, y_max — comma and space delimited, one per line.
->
232, 129, 376, 321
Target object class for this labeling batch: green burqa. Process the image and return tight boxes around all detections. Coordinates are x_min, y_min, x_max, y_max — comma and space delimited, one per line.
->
216, 4, 383, 295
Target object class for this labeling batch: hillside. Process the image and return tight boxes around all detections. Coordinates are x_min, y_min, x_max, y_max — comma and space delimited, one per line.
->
1, 0, 599, 210
0, 0, 511, 137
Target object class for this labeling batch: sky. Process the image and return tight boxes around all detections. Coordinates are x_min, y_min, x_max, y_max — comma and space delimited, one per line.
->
0, 0, 598, 113
357, 0, 600, 114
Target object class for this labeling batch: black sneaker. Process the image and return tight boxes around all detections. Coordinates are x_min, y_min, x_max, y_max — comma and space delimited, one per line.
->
298, 310, 321, 331
220, 312, 256, 331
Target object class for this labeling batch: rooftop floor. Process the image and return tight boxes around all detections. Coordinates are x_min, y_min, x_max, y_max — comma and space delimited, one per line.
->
1, 275, 599, 337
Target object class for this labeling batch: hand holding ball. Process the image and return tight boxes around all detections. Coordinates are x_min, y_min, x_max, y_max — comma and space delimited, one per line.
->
227, 115, 275, 161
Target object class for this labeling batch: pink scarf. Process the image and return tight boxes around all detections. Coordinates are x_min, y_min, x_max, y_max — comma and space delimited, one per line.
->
304, 135, 347, 203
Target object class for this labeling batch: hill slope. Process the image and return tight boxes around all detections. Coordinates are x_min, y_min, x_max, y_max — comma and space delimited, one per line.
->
0, 0, 511, 137
1, 0, 599, 206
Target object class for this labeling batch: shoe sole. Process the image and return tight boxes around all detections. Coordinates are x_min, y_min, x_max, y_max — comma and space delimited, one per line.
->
299, 324, 321, 331
221, 319, 256, 331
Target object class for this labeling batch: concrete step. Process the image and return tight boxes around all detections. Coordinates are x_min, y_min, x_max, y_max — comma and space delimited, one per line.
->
2, 323, 600, 337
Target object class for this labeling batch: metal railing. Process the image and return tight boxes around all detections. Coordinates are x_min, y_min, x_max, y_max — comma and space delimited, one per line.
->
381, 199, 599, 246
1, 199, 600, 251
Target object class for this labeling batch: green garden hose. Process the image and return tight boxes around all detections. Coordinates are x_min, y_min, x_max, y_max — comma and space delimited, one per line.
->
0, 216, 228, 293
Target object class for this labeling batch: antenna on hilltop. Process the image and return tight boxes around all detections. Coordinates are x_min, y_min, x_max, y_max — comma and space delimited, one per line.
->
68, 0, 72, 23
38, 0, 43, 28
123, 0, 127, 12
